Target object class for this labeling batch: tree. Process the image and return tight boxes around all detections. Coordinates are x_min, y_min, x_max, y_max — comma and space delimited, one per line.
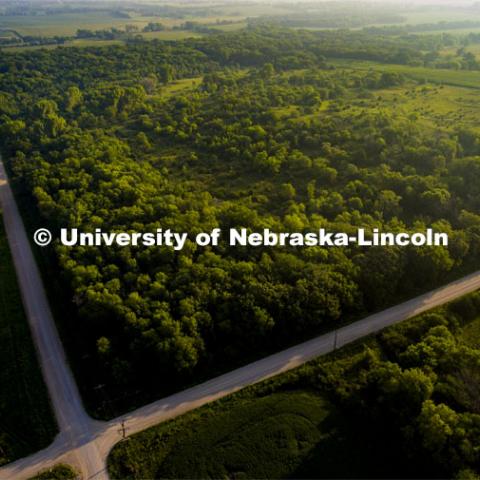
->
279, 183, 296, 201
65, 86, 83, 112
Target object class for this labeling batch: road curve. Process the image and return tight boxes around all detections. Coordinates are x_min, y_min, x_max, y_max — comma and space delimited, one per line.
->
1, 154, 480, 479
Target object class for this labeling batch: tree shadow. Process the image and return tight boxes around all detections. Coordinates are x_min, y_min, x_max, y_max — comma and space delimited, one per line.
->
288, 408, 431, 480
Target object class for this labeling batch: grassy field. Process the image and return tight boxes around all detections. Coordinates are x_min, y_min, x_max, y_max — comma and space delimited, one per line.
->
0, 9, 252, 38
108, 390, 360, 479
0, 13, 162, 36
0, 215, 56, 466
0, 0, 291, 39
332, 59, 480, 90
2, 39, 123, 52
402, 9, 480, 25
1, 32, 202, 52
442, 44, 480, 60
271, 67, 480, 136
344, 83, 480, 132
106, 335, 416, 479
417, 26, 480, 34
2, 43, 61, 52
159, 77, 203, 98
3, 4, 480, 39
206, 3, 292, 18
139, 30, 204, 41
209, 21, 248, 32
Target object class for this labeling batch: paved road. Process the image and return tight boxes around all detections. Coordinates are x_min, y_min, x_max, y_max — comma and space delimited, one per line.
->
1, 154, 480, 479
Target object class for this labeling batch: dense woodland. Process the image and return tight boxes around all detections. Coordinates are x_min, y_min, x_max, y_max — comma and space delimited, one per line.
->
2, 27, 480, 414
315, 295, 480, 480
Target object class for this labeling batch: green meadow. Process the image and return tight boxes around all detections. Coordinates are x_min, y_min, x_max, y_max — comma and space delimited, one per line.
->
332, 59, 480, 89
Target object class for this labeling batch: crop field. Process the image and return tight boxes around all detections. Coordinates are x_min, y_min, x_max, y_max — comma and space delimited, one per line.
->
0, 13, 242, 38
108, 391, 347, 479
418, 26, 480, 34
209, 21, 248, 32
0, 11, 252, 38
139, 30, 204, 41
1, 32, 201, 52
0, 1, 293, 39
0, 13, 163, 36
2, 43, 61, 52
0, 216, 56, 466
332, 59, 480, 89
2, 39, 124, 52
402, 9, 480, 25
207, 3, 293, 17
4, 3, 480, 40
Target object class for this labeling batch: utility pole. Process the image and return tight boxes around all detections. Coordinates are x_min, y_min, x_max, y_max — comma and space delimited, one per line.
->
120, 420, 126, 440
333, 330, 338, 351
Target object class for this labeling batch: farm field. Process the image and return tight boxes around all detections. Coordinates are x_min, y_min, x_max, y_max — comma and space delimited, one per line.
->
7, 2, 480, 45
1, 34, 207, 52
401, 9, 480, 25
198, 3, 293, 18
0, 32, 202, 52
139, 30, 204, 40
2, 39, 124, 52
209, 21, 248, 32
0, 13, 162, 36
416, 26, 480, 34
331, 59, 480, 89
0, 12, 246, 38
0, 2, 285, 39
0, 215, 56, 466
108, 391, 351, 479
